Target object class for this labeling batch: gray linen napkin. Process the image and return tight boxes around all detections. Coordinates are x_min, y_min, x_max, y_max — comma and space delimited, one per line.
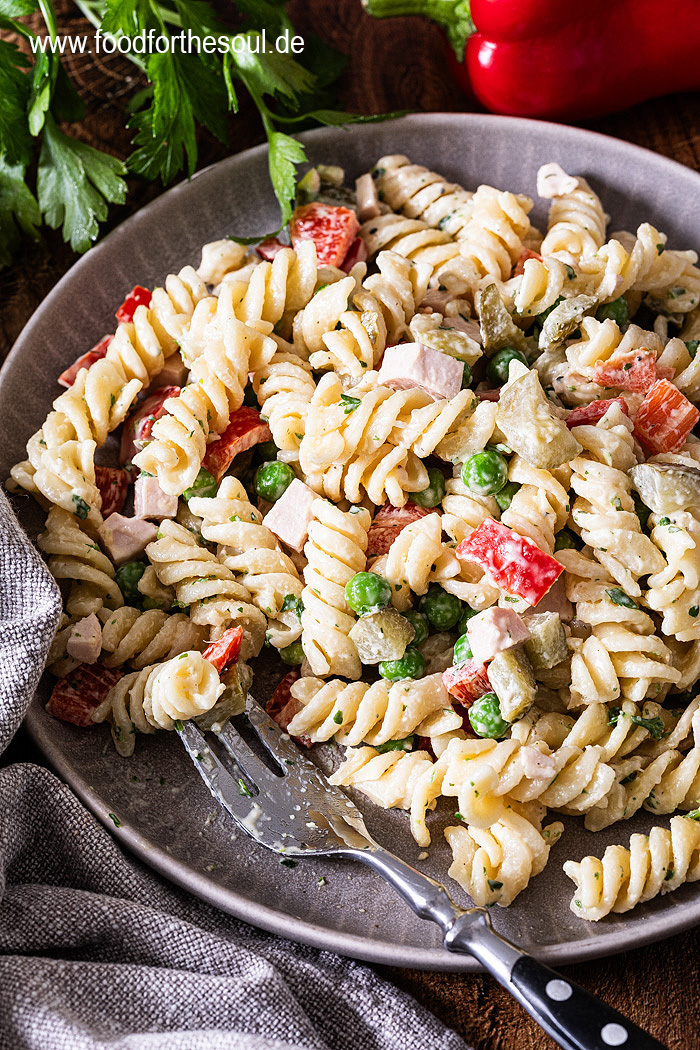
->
0, 490, 471, 1050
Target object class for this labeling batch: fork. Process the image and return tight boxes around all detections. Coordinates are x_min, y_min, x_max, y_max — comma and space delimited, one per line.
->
178, 701, 667, 1050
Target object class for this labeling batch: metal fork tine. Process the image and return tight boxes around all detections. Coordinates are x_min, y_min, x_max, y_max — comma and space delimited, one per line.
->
215, 721, 283, 789
245, 696, 313, 767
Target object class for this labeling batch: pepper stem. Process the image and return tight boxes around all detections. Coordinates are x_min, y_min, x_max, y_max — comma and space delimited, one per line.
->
362, 0, 474, 59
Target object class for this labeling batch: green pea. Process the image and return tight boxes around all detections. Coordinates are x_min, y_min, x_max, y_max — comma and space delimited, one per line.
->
412, 467, 446, 509
345, 571, 392, 615
554, 528, 579, 552
486, 346, 528, 386
254, 460, 295, 502
595, 297, 629, 328
280, 640, 304, 665
258, 439, 279, 460
461, 361, 473, 388
379, 646, 426, 681
461, 449, 508, 496
419, 585, 462, 630
402, 610, 429, 646
183, 467, 217, 502
115, 561, 146, 607
458, 606, 478, 636
686, 340, 699, 360
454, 632, 473, 665
468, 692, 509, 739
494, 480, 520, 512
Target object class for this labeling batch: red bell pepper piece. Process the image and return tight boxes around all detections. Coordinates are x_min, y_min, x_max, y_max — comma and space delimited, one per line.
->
256, 237, 288, 261
340, 236, 368, 273
119, 386, 181, 470
366, 0, 700, 121
116, 285, 152, 325
47, 664, 122, 726
94, 466, 130, 517
442, 660, 491, 706
513, 248, 542, 277
456, 518, 564, 606
202, 626, 243, 674
366, 502, 432, 557
57, 335, 112, 388
633, 379, 700, 454
566, 398, 630, 429
202, 407, 272, 483
290, 202, 360, 267
593, 349, 658, 394
266, 669, 312, 749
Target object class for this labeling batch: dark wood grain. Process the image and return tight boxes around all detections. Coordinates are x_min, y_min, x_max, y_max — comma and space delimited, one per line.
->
2, 2, 700, 1047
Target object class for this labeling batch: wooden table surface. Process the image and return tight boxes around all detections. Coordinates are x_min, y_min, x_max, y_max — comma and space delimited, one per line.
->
2, 2, 700, 1047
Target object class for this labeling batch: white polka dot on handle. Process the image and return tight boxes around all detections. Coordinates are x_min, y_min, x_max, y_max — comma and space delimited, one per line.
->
601, 1022, 628, 1046
545, 979, 573, 1002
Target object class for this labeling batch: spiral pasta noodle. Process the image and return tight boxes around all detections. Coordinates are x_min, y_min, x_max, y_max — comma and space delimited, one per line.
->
372, 154, 475, 237
38, 506, 123, 617
382, 512, 459, 611
92, 651, 224, 756
188, 476, 303, 648
98, 607, 206, 669
644, 510, 700, 641
540, 173, 607, 260
500, 458, 571, 554
300, 500, 371, 680
145, 519, 267, 659
328, 745, 436, 811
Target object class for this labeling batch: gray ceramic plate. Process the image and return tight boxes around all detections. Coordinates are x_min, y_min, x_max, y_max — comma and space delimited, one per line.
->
3, 114, 700, 971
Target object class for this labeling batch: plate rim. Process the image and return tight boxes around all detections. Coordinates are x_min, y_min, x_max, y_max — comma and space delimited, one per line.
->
10, 110, 700, 971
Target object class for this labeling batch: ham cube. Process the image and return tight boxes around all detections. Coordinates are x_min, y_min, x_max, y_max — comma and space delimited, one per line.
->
134, 475, 178, 521
537, 163, 579, 199
355, 173, 381, 222
66, 613, 102, 664
377, 343, 463, 400
148, 353, 189, 391
466, 607, 531, 665
442, 660, 491, 706
262, 478, 316, 553
98, 514, 158, 566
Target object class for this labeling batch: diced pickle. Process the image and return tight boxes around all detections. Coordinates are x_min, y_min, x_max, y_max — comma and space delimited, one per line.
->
349, 608, 415, 664
195, 662, 250, 730
487, 647, 536, 722
414, 323, 483, 367
524, 612, 568, 671
497, 367, 581, 469
629, 462, 700, 515
538, 294, 597, 350
477, 283, 528, 355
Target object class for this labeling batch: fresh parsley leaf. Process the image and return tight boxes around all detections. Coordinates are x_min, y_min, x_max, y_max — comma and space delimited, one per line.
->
373, 735, 415, 754
0, 154, 40, 266
605, 587, 638, 609
233, 0, 292, 36
607, 707, 665, 740
267, 129, 306, 225
233, 35, 314, 102
0, 38, 33, 166
340, 393, 361, 414
38, 116, 127, 251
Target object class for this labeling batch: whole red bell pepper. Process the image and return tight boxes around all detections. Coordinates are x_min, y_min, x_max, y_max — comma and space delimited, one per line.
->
363, 0, 700, 120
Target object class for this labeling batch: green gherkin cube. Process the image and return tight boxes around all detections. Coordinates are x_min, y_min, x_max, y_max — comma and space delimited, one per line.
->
524, 612, 568, 671
487, 648, 536, 722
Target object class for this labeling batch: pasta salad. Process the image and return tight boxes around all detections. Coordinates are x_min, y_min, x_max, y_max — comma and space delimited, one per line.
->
8, 154, 700, 923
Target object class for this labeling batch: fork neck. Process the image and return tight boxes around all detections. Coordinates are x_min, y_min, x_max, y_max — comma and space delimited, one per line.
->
352, 843, 462, 932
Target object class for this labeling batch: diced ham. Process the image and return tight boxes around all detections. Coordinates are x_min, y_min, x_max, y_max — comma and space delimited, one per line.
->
116, 285, 152, 325
442, 660, 491, 706
441, 316, 482, 341
147, 353, 188, 391
202, 407, 272, 483
134, 475, 178, 520
537, 162, 579, 199
66, 613, 102, 665
593, 349, 658, 393
521, 746, 556, 779
513, 248, 543, 277
340, 236, 368, 273
257, 238, 288, 261
457, 519, 564, 607
263, 479, 317, 553
57, 335, 112, 388
475, 388, 501, 402
377, 342, 464, 401
120, 386, 180, 470
202, 626, 243, 673
98, 514, 158, 567
95, 466, 130, 517
290, 202, 360, 267
47, 663, 122, 726
266, 669, 312, 749
355, 173, 381, 222
366, 502, 432, 557
633, 379, 700, 454
566, 397, 630, 428
466, 607, 531, 665
527, 574, 573, 622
